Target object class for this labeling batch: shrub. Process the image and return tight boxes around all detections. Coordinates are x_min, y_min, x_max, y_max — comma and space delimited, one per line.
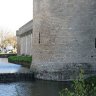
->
59, 69, 96, 96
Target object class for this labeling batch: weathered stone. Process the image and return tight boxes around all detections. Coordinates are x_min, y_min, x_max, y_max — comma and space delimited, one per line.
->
31, 0, 96, 81
16, 20, 33, 56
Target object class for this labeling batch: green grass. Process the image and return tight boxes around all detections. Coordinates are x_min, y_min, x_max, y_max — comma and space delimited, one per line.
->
8, 55, 32, 67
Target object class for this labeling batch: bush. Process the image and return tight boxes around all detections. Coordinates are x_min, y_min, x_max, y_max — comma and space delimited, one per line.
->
59, 69, 96, 96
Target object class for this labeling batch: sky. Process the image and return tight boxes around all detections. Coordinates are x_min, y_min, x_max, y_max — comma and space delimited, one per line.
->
0, 0, 33, 35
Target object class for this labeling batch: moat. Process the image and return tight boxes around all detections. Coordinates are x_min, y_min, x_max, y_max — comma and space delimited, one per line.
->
0, 58, 67, 96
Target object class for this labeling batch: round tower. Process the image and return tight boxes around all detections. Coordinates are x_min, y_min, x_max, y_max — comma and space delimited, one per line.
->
31, 0, 96, 81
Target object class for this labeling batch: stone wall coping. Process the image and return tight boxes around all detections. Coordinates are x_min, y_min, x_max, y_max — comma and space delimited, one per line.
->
16, 20, 33, 36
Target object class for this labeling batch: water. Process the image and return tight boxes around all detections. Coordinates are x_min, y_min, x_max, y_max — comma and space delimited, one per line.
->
0, 58, 8, 63
0, 58, 30, 73
0, 58, 21, 73
0, 63, 22, 73
0, 58, 69, 96
0, 80, 69, 96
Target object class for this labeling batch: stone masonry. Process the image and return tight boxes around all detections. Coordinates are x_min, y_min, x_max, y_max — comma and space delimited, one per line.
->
16, 20, 33, 56
31, 0, 96, 81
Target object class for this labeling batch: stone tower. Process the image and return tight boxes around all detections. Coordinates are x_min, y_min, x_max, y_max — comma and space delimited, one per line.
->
31, 0, 96, 81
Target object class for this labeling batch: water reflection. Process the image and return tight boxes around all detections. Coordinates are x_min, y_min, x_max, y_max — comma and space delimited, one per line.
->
0, 58, 29, 73
0, 58, 8, 63
30, 80, 67, 96
0, 58, 69, 96
0, 62, 21, 73
0, 82, 32, 96
0, 80, 70, 96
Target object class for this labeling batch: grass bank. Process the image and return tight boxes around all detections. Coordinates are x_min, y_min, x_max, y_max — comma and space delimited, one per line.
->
8, 55, 32, 68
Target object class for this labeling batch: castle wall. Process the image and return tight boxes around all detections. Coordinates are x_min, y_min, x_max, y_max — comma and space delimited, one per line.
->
16, 20, 33, 56
31, 0, 96, 81
16, 36, 21, 55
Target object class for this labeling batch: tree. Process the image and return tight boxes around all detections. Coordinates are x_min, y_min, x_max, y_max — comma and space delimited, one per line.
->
0, 30, 17, 48
2, 36, 17, 48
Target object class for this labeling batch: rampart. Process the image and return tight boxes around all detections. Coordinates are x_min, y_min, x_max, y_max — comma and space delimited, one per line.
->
16, 20, 33, 56
31, 0, 96, 81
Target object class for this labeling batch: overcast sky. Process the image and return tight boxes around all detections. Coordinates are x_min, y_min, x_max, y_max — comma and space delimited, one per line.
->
0, 0, 33, 34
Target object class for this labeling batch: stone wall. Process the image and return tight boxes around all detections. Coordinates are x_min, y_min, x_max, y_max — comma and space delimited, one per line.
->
16, 20, 33, 56
31, 0, 96, 81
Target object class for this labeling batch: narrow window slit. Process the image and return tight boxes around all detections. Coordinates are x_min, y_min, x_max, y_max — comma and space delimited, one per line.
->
39, 32, 40, 44
95, 38, 96, 48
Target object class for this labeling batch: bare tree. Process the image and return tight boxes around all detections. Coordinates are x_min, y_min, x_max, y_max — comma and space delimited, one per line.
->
0, 29, 17, 48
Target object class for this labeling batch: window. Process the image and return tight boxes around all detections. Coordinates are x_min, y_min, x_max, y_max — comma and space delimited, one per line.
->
39, 32, 40, 44
95, 38, 96, 48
